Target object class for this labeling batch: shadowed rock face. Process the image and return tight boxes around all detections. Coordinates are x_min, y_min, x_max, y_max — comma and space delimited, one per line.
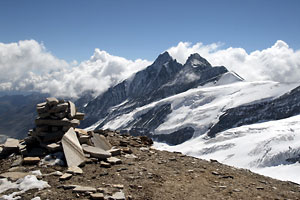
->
78, 52, 235, 144
208, 85, 300, 137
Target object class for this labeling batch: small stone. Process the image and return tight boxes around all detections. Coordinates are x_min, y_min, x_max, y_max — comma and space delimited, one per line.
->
3, 138, 19, 151
46, 143, 62, 152
108, 148, 121, 156
67, 166, 83, 175
122, 147, 132, 154
90, 193, 104, 200
169, 157, 176, 161
62, 185, 78, 190
100, 161, 111, 168
97, 187, 108, 193
48, 171, 63, 176
46, 97, 59, 106
107, 157, 122, 165
233, 189, 241, 192
256, 187, 264, 190
74, 112, 85, 120
59, 173, 72, 181
124, 154, 137, 159
211, 171, 220, 176
11, 157, 23, 167
72, 186, 96, 193
8, 166, 26, 172
23, 157, 40, 165
110, 191, 126, 200
112, 184, 124, 189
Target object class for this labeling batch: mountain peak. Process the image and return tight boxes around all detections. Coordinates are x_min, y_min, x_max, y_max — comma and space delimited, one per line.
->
185, 53, 212, 69
153, 51, 173, 65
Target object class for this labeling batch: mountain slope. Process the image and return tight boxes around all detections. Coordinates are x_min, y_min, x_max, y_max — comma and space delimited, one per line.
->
96, 81, 298, 144
208, 85, 300, 136
155, 114, 300, 184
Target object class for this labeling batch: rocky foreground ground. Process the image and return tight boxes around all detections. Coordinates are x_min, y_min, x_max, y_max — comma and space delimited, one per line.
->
1, 131, 300, 200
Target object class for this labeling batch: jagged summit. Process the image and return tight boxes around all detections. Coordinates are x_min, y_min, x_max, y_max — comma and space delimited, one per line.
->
153, 51, 173, 66
184, 53, 212, 70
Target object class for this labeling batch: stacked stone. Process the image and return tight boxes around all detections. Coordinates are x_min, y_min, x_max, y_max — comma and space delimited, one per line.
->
31, 97, 84, 145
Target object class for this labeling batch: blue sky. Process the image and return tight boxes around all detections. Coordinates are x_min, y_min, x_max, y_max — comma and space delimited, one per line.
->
1, 0, 299, 62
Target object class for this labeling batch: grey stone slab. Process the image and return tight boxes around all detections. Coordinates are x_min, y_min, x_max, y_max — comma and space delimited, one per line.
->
68, 101, 76, 118
82, 145, 111, 159
91, 133, 112, 151
62, 128, 86, 167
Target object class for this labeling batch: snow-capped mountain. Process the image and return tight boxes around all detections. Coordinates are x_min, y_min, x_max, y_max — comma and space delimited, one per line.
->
80, 52, 242, 132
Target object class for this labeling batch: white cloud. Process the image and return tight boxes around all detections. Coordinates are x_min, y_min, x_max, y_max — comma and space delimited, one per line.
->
0, 39, 299, 98
0, 40, 151, 98
168, 40, 300, 83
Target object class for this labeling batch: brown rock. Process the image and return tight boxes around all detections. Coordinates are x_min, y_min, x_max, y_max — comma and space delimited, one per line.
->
23, 157, 40, 165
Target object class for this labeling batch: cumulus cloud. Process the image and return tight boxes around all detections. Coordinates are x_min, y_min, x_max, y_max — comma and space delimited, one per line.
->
0, 40, 151, 98
167, 41, 300, 83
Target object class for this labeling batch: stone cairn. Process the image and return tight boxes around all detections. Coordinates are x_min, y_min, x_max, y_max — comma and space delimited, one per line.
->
0, 97, 121, 167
